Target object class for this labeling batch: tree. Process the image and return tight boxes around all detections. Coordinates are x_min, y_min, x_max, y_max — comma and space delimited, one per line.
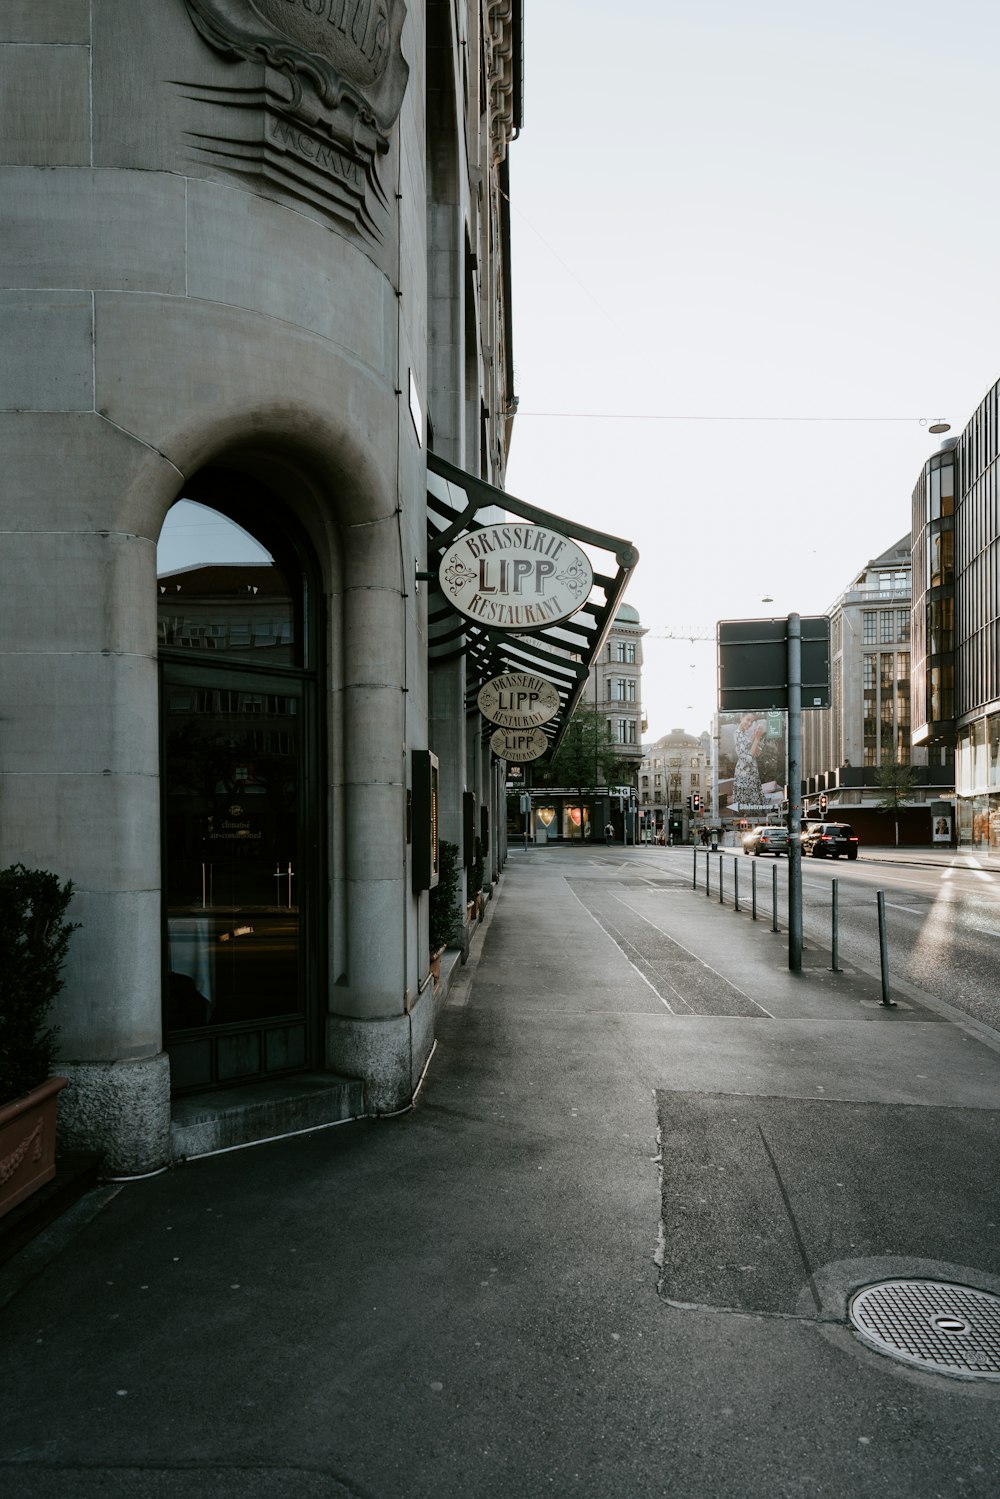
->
536, 706, 630, 839
874, 760, 918, 847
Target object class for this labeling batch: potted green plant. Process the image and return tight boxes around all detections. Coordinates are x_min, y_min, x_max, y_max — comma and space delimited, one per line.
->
428, 840, 459, 989
0, 865, 79, 1219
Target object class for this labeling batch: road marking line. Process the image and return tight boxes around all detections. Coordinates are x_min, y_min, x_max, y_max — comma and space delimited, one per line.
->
564, 882, 676, 1012
609, 892, 776, 1019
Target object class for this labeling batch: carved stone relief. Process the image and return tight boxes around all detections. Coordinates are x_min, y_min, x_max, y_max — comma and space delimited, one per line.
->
180, 0, 409, 246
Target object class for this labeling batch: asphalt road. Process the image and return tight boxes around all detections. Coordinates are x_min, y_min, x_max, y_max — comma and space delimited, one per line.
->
656, 846, 1000, 1036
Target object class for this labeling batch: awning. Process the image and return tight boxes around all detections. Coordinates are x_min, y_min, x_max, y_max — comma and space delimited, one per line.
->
426, 452, 639, 757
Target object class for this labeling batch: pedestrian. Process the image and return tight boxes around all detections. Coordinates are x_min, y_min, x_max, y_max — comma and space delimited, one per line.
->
604, 822, 614, 845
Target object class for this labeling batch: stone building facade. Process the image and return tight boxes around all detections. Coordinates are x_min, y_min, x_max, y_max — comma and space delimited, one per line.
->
639, 729, 712, 842
588, 604, 647, 773
0, 1, 534, 1170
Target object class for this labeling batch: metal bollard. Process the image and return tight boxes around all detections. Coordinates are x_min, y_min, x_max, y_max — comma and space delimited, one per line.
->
692, 847, 697, 890
772, 864, 779, 933
751, 860, 757, 921
705, 850, 711, 897
830, 879, 841, 972
719, 856, 724, 904
733, 855, 740, 912
876, 890, 896, 1006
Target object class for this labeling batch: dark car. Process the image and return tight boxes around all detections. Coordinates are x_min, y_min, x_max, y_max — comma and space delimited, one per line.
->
801, 821, 859, 859
742, 825, 790, 856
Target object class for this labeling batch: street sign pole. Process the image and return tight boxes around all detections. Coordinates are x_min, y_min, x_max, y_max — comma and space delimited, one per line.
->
787, 613, 802, 972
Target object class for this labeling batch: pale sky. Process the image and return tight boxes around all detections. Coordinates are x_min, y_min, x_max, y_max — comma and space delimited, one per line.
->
504, 0, 1000, 742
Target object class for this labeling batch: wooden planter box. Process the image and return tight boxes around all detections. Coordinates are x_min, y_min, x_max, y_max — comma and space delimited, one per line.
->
0, 1076, 68, 1220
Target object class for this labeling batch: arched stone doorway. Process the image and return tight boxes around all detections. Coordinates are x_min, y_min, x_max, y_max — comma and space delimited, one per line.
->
157, 473, 323, 1093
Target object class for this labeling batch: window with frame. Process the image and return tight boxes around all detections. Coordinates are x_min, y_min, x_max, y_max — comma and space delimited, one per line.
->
862, 612, 877, 644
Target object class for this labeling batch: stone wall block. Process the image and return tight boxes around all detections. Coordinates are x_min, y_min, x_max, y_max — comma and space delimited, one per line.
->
93, 294, 397, 526
0, 43, 89, 165
1, 167, 187, 293
0, 412, 184, 536
325, 1012, 413, 1114
334, 875, 406, 1020
57, 888, 162, 1058
0, 771, 159, 892
57, 1053, 171, 1175
342, 590, 407, 686
0, 652, 158, 777
1, 2, 90, 44
186, 180, 392, 375
345, 782, 406, 884
343, 684, 405, 787
0, 290, 93, 411
0, 530, 156, 655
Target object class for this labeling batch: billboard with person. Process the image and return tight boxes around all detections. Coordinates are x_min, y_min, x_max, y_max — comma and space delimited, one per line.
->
717, 710, 787, 817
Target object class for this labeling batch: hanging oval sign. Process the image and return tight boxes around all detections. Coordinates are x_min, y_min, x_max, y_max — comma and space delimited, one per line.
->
438, 524, 593, 630
478, 672, 561, 729
490, 726, 550, 763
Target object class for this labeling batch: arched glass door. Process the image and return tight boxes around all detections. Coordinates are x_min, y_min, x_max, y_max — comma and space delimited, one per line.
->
157, 488, 320, 1092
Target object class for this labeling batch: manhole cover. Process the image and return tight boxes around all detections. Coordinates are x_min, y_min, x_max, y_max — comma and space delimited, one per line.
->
849, 1280, 1000, 1380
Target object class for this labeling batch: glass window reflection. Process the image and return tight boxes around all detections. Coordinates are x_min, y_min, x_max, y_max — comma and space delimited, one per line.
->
157, 500, 296, 666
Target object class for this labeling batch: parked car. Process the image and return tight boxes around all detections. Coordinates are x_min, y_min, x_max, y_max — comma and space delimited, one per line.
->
742, 825, 790, 856
800, 821, 859, 859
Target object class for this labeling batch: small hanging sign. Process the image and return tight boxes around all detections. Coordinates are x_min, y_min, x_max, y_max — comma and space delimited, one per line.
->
477, 672, 561, 729
438, 524, 593, 630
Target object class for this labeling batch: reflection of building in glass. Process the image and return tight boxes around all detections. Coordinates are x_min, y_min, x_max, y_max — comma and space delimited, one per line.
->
158, 562, 294, 663
911, 381, 1000, 852
800, 537, 954, 842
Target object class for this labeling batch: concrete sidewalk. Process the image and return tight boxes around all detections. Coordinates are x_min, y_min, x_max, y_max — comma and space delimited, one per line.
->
2, 846, 999, 1498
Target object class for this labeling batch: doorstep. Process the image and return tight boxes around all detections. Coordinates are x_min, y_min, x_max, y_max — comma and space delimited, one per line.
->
170, 1071, 366, 1161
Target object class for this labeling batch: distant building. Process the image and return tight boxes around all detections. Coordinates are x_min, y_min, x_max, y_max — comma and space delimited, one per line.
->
911, 377, 1000, 852
800, 536, 954, 841
639, 728, 712, 841
588, 603, 647, 775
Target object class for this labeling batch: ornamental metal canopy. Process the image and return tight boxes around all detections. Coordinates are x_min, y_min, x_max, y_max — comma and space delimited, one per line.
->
426, 452, 639, 758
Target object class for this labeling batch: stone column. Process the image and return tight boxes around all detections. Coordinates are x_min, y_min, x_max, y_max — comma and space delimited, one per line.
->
0, 413, 175, 1172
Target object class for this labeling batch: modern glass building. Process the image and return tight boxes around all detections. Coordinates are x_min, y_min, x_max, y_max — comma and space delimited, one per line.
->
912, 379, 1000, 852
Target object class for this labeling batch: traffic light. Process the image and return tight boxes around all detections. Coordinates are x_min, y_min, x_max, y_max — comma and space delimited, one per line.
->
818, 793, 828, 814
692, 792, 702, 813
686, 795, 692, 811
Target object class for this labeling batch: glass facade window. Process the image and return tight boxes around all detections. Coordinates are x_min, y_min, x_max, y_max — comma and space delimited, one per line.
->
863, 611, 877, 644
626, 642, 636, 664
929, 664, 954, 722
157, 489, 317, 1094
929, 528, 954, 589
928, 596, 954, 655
